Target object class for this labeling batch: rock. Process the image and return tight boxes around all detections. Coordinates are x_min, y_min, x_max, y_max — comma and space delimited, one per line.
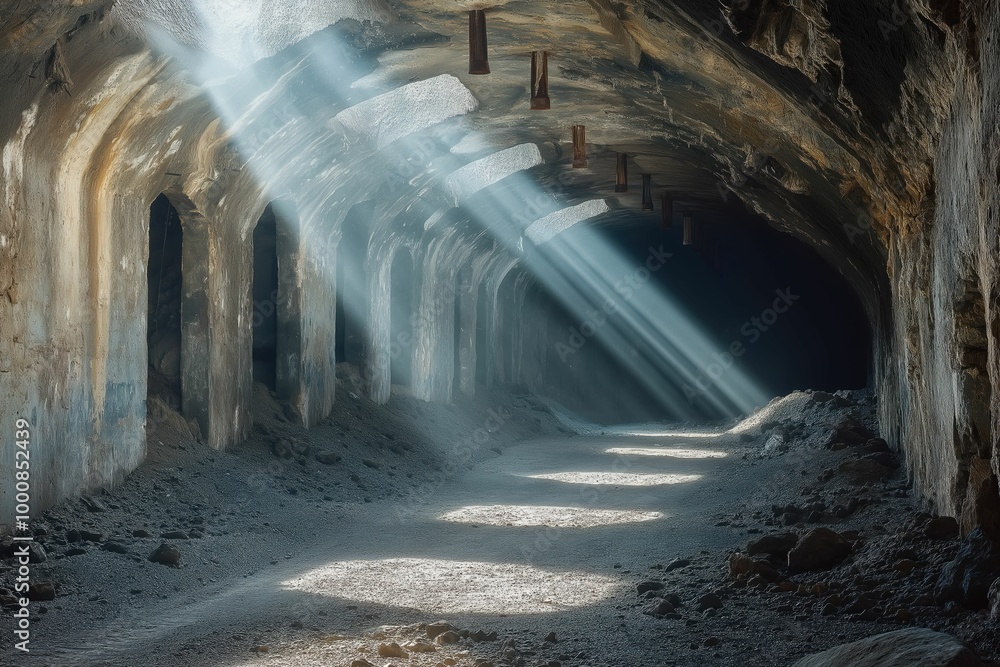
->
28, 581, 56, 601
728, 553, 781, 581
791, 628, 984, 666
831, 420, 872, 446
989, 578, 1000, 621
435, 631, 461, 645
377, 643, 408, 658
636, 580, 664, 595
665, 557, 691, 572
315, 450, 342, 465
350, 660, 375, 667
925, 516, 960, 540
425, 622, 457, 639
704, 637, 721, 647
748, 533, 799, 557
273, 438, 309, 459
695, 593, 723, 611
787, 528, 853, 573
65, 547, 87, 557
544, 632, 558, 642
100, 542, 128, 554
836, 458, 891, 485
863, 452, 899, 468
27, 542, 46, 563
80, 496, 107, 512
469, 630, 497, 642
132, 529, 153, 538
959, 459, 1000, 541
859, 438, 890, 454
934, 528, 1000, 609
646, 599, 676, 616
405, 642, 436, 652
783, 511, 803, 526
148, 542, 180, 567
79, 529, 105, 542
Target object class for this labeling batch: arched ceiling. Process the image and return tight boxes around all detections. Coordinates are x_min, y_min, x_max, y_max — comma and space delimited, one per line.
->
0, 0, 971, 333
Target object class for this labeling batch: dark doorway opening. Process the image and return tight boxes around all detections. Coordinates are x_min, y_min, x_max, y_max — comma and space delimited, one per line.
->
252, 205, 279, 390
147, 194, 184, 410
336, 202, 372, 366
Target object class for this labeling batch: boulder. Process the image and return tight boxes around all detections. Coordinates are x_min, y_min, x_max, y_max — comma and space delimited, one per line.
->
924, 516, 960, 541
792, 628, 983, 667
787, 528, 852, 573
148, 542, 181, 567
935, 528, 1000, 609
747, 532, 798, 557
836, 458, 891, 485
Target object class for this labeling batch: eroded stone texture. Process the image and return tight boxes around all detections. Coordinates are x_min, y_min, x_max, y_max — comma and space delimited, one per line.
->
0, 0, 998, 541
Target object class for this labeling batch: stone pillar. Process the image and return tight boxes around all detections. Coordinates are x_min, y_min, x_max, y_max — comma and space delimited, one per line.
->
456, 267, 477, 396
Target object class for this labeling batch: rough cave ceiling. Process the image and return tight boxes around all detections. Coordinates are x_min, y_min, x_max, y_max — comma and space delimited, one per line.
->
4, 0, 966, 326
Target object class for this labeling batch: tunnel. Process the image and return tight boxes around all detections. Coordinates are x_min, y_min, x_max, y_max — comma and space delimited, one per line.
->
2, 2, 1000, 666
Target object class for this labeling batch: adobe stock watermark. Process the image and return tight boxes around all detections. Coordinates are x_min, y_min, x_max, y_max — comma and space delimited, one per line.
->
683, 287, 800, 403
555, 245, 673, 362
519, 451, 635, 564
393, 407, 510, 522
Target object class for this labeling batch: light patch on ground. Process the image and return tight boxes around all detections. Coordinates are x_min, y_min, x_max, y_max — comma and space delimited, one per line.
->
604, 427, 723, 438
438, 504, 663, 527
604, 446, 728, 459
282, 558, 620, 614
526, 472, 702, 486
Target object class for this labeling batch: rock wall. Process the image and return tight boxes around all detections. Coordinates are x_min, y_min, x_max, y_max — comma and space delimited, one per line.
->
0, 0, 999, 544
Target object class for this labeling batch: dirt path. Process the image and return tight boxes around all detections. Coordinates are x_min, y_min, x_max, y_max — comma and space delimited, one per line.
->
15, 427, 774, 667
7, 388, 1000, 667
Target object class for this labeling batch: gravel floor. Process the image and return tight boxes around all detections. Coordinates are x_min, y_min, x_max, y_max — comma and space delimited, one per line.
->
2, 379, 999, 666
